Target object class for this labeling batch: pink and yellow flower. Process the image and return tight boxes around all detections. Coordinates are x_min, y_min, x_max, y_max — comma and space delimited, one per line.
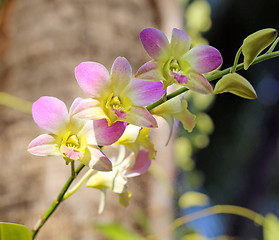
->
136, 28, 222, 93
86, 145, 151, 212
28, 96, 126, 171
73, 56, 166, 128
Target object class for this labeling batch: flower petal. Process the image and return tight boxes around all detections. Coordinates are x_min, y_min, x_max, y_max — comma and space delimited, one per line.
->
32, 96, 69, 134
75, 61, 110, 97
135, 61, 163, 81
69, 97, 83, 116
125, 106, 158, 128
93, 119, 127, 146
170, 28, 191, 58
184, 45, 222, 74
28, 134, 61, 156
125, 150, 151, 177
86, 171, 127, 194
123, 78, 166, 106
77, 119, 97, 145
140, 28, 169, 59
111, 57, 132, 94
116, 124, 141, 145
175, 100, 196, 132
187, 72, 213, 94
82, 146, 112, 171
71, 98, 107, 120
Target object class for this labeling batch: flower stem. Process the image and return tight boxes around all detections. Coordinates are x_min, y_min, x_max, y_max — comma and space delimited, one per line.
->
231, 46, 242, 73
63, 169, 94, 200
31, 163, 85, 239
267, 37, 279, 53
146, 50, 279, 111
71, 160, 76, 178
146, 205, 265, 240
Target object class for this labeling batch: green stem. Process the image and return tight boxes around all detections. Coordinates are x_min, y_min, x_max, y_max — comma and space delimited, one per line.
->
146, 205, 265, 240
267, 37, 279, 53
63, 169, 94, 200
146, 50, 279, 112
31, 163, 85, 239
231, 46, 242, 73
71, 161, 76, 178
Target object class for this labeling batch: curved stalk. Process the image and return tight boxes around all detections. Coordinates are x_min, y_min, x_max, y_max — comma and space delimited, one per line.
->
146, 205, 265, 240
31, 163, 85, 239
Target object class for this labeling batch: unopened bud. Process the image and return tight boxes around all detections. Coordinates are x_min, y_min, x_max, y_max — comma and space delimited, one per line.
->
214, 73, 257, 99
242, 28, 277, 70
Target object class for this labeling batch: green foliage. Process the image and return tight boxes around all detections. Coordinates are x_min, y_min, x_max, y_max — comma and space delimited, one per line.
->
94, 222, 144, 240
0, 222, 32, 240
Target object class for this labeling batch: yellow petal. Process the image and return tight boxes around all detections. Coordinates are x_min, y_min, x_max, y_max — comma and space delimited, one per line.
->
242, 28, 278, 70
214, 73, 257, 99
118, 190, 132, 207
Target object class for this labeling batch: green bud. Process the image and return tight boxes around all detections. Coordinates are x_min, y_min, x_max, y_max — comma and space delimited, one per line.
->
214, 73, 257, 99
242, 28, 277, 70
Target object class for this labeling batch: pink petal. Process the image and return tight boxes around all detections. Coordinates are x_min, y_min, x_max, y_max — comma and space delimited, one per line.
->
93, 119, 127, 146
140, 28, 169, 59
170, 28, 191, 58
71, 98, 107, 120
187, 72, 213, 94
28, 134, 61, 156
69, 97, 83, 116
171, 72, 190, 85
184, 45, 222, 74
126, 106, 158, 128
110, 57, 132, 94
75, 61, 110, 97
125, 150, 151, 177
124, 78, 166, 106
82, 146, 112, 171
135, 61, 163, 81
32, 96, 69, 134
60, 145, 84, 160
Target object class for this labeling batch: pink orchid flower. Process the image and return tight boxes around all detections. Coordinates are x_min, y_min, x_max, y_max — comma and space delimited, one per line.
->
136, 28, 222, 93
86, 145, 151, 212
73, 56, 166, 128
28, 96, 126, 171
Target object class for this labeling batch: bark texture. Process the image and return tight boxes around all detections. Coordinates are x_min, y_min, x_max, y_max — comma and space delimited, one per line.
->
0, 0, 182, 239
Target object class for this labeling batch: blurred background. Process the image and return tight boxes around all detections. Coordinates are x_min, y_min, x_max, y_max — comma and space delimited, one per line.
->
0, 0, 279, 240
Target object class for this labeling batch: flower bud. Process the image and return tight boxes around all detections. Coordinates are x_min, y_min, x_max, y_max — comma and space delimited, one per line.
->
214, 73, 257, 99
242, 28, 277, 70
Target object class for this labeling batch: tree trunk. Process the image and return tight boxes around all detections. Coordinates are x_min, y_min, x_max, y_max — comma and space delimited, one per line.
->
0, 0, 183, 239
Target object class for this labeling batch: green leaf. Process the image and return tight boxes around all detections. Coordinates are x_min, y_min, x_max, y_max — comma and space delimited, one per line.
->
0, 222, 32, 240
94, 222, 144, 240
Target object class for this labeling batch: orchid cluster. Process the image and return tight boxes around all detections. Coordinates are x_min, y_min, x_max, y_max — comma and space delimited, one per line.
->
27, 28, 225, 212
23, 26, 279, 240
0, 25, 277, 240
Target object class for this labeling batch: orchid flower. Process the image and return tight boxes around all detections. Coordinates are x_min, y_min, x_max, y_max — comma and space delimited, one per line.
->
28, 96, 126, 171
73, 56, 166, 128
116, 124, 156, 160
86, 145, 151, 213
151, 95, 196, 144
136, 28, 222, 93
